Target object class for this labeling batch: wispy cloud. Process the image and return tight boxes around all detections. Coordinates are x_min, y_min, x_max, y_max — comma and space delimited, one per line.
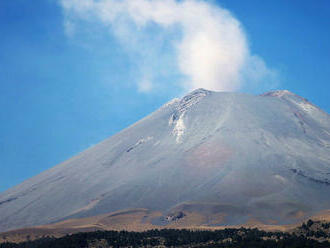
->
59, 0, 278, 93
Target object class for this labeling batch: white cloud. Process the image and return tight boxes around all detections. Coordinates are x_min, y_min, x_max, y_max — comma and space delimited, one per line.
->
63, 19, 75, 37
59, 0, 278, 93
138, 77, 153, 93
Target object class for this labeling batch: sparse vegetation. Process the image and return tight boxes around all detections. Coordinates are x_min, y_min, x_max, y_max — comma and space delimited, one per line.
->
1, 221, 330, 248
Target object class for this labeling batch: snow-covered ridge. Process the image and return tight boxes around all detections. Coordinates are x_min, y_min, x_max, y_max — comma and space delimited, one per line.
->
171, 88, 211, 121
260, 90, 294, 98
261, 90, 318, 113
169, 88, 211, 143
176, 88, 212, 114
160, 98, 180, 110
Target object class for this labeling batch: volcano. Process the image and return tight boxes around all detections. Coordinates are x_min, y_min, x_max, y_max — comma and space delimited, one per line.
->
1, 89, 330, 232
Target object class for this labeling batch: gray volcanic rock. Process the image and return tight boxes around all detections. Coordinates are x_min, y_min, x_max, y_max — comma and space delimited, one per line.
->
0, 89, 330, 231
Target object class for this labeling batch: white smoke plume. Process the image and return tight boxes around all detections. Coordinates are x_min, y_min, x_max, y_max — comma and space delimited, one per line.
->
60, 0, 277, 92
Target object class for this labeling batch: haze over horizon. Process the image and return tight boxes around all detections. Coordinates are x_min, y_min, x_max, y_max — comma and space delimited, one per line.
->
0, 0, 330, 192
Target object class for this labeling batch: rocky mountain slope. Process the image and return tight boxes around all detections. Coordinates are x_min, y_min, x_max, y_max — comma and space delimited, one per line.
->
0, 89, 329, 232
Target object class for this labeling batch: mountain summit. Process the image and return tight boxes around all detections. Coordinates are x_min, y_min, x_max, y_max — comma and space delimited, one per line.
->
1, 89, 330, 232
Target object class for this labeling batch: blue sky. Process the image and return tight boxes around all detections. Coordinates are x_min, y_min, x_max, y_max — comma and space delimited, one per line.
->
0, 0, 329, 192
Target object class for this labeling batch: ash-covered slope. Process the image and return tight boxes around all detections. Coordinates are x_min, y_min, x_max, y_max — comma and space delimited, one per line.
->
1, 89, 330, 232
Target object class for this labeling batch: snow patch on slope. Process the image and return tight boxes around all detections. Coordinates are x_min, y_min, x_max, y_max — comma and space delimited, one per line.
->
127, 137, 153, 152
274, 174, 286, 183
296, 101, 316, 113
172, 113, 186, 143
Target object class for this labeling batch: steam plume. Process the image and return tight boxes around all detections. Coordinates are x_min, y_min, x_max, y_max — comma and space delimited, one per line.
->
60, 0, 277, 92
